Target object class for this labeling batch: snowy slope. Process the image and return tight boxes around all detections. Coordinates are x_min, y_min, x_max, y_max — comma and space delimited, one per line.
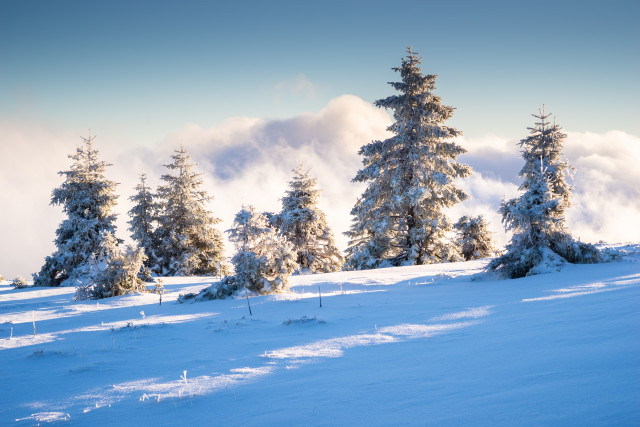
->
1, 245, 639, 425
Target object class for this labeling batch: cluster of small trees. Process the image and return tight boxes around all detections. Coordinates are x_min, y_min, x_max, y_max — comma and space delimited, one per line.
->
128, 146, 227, 278
29, 47, 603, 300
227, 166, 344, 295
32, 139, 344, 298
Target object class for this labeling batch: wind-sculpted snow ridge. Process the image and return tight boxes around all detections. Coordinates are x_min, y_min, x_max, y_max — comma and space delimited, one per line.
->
429, 306, 493, 322
0, 287, 75, 303
82, 366, 276, 413
15, 411, 71, 423
0, 312, 215, 350
522, 273, 640, 302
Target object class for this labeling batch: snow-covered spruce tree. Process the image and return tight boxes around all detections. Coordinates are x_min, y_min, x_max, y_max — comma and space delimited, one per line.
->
488, 109, 601, 278
33, 133, 120, 287
154, 145, 227, 276
277, 165, 344, 273
75, 232, 147, 300
228, 205, 297, 294
454, 215, 498, 261
128, 172, 159, 276
346, 47, 472, 270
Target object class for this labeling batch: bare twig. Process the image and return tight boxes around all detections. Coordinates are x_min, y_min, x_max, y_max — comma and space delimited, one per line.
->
246, 289, 253, 316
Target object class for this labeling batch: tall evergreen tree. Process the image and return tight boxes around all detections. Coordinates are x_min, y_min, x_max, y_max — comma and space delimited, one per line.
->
128, 172, 159, 273
227, 205, 297, 294
346, 47, 472, 270
33, 133, 120, 287
454, 215, 498, 261
277, 165, 344, 273
154, 145, 226, 276
488, 109, 601, 278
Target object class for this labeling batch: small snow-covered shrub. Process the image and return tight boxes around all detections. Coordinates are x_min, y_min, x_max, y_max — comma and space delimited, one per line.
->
550, 234, 604, 264
182, 206, 300, 302
75, 238, 149, 300
228, 206, 297, 294
11, 276, 28, 289
282, 316, 326, 326
178, 277, 242, 303
454, 215, 498, 261
152, 279, 165, 294
232, 247, 297, 294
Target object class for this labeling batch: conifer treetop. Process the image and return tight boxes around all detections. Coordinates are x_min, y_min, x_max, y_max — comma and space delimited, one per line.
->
518, 106, 573, 217
375, 47, 460, 143
281, 164, 320, 213
159, 145, 211, 203
53, 130, 118, 219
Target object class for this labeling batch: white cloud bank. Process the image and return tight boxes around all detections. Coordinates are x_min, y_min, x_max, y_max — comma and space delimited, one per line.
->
1, 96, 638, 278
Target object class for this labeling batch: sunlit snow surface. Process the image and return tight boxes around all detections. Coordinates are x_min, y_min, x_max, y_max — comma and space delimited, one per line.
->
1, 245, 639, 425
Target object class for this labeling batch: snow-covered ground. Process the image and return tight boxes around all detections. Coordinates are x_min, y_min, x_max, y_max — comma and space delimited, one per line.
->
1, 245, 639, 425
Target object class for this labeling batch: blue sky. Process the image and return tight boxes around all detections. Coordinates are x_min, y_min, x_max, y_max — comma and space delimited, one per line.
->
2, 0, 638, 144
1, 0, 639, 278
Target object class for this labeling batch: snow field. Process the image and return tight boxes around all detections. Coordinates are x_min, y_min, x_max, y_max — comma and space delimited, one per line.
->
1, 247, 639, 425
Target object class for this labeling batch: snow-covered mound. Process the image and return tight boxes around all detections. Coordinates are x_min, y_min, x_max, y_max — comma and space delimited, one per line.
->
1, 245, 639, 425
